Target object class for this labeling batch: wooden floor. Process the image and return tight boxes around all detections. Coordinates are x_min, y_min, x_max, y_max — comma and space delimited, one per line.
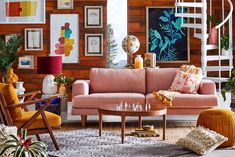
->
58, 121, 196, 144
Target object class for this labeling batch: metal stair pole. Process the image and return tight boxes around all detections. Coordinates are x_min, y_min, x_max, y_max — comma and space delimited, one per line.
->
201, 0, 207, 77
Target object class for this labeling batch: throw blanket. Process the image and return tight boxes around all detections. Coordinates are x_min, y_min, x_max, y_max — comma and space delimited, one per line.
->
153, 65, 202, 106
153, 90, 179, 106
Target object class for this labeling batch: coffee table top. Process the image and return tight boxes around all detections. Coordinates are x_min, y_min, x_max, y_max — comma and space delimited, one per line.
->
98, 104, 167, 116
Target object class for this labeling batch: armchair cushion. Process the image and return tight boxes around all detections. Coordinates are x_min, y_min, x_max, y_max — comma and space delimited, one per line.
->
14, 111, 61, 129
0, 83, 21, 121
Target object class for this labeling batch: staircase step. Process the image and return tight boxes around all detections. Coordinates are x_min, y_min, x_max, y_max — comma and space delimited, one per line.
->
176, 2, 203, 8
206, 45, 219, 50
175, 13, 202, 18
206, 55, 230, 61
181, 23, 202, 29
194, 33, 209, 39
204, 77, 229, 83
206, 66, 232, 72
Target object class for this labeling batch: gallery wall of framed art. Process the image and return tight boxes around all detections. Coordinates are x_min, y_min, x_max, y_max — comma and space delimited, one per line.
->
0, 0, 107, 93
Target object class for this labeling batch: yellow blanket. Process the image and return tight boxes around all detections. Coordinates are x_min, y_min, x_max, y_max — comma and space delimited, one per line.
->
153, 90, 179, 106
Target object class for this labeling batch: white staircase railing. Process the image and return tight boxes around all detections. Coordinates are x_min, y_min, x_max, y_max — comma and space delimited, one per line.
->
175, 0, 233, 92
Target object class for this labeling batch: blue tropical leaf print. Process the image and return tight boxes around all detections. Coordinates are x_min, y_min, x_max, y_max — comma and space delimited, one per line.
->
163, 11, 170, 18
159, 16, 168, 22
154, 30, 162, 39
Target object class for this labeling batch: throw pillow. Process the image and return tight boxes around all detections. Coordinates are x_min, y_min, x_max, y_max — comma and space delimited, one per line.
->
0, 83, 21, 121
169, 71, 202, 94
176, 126, 228, 155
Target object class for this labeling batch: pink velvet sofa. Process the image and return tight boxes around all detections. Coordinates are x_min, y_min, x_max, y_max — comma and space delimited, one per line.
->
72, 68, 218, 127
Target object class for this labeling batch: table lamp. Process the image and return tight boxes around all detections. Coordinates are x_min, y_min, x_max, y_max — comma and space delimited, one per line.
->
37, 56, 62, 95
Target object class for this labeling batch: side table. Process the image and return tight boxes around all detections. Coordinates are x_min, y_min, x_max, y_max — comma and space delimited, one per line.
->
37, 94, 68, 124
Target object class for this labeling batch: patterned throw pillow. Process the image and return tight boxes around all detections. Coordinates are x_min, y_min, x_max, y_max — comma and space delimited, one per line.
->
177, 126, 228, 155
169, 71, 202, 94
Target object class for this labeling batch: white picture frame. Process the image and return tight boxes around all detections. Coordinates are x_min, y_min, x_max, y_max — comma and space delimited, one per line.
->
0, 0, 45, 24
18, 55, 34, 69
85, 6, 103, 28
57, 0, 74, 9
25, 28, 43, 51
50, 14, 79, 63
85, 34, 103, 56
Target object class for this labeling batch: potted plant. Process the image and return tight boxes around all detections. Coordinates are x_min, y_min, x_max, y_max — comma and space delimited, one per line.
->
220, 35, 235, 56
221, 68, 235, 112
0, 35, 23, 83
208, 16, 220, 45
0, 128, 48, 157
54, 73, 74, 96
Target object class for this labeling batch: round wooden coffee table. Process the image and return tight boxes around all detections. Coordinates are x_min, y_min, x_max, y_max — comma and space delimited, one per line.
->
98, 105, 167, 144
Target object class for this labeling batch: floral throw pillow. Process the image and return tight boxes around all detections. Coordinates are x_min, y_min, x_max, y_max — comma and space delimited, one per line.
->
176, 126, 228, 155
169, 71, 202, 94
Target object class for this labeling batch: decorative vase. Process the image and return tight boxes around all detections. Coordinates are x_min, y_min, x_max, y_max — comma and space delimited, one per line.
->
134, 55, 143, 69
59, 84, 66, 96
209, 27, 218, 45
15, 82, 25, 95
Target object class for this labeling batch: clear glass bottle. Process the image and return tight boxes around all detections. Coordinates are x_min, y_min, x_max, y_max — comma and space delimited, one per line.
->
134, 55, 143, 69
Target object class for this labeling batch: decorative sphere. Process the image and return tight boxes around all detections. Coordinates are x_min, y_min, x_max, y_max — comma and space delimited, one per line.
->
122, 35, 140, 54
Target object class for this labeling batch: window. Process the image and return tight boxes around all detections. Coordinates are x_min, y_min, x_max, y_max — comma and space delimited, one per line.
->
107, 0, 127, 68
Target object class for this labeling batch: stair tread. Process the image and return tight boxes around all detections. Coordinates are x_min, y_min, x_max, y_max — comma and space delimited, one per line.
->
206, 66, 232, 71
204, 77, 229, 83
206, 55, 230, 61
176, 2, 203, 8
175, 13, 202, 18
181, 23, 202, 29
194, 33, 209, 39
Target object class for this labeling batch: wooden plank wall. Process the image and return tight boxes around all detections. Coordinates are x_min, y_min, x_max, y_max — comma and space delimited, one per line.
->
0, 0, 107, 98
128, 0, 235, 68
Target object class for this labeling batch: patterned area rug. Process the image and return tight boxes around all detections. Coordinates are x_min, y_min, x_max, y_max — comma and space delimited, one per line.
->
41, 129, 195, 157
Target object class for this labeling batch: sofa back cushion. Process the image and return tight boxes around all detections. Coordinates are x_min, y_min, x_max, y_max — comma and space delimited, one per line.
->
146, 68, 178, 93
90, 68, 146, 94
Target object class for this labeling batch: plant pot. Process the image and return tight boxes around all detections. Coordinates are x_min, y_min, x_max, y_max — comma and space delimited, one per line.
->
209, 27, 218, 45
221, 48, 229, 56
59, 84, 66, 96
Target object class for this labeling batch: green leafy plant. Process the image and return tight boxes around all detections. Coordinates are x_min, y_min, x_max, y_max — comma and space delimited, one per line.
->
54, 73, 74, 86
0, 35, 23, 82
221, 68, 235, 101
221, 35, 229, 50
220, 35, 235, 51
0, 128, 48, 157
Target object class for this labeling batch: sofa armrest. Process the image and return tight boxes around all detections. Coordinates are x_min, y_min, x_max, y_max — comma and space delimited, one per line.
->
198, 79, 216, 95
72, 80, 90, 97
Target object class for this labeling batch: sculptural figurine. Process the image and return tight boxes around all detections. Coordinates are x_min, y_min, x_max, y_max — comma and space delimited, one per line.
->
42, 75, 57, 95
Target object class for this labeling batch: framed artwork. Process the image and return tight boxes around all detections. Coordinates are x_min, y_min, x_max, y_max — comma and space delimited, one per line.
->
85, 6, 103, 28
85, 34, 103, 56
50, 14, 79, 63
57, 0, 74, 9
0, 0, 45, 24
25, 28, 43, 51
146, 7, 190, 63
18, 55, 34, 69
5, 34, 18, 43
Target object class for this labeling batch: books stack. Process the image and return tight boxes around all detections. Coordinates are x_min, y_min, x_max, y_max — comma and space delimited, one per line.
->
131, 125, 160, 137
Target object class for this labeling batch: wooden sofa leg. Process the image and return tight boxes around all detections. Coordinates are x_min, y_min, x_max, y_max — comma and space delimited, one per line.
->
81, 115, 87, 128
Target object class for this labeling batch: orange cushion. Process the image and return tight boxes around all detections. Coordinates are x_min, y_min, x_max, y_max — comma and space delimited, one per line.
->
0, 83, 21, 121
14, 111, 61, 130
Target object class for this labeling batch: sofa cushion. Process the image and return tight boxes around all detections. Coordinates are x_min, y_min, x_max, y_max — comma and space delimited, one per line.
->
146, 68, 178, 94
90, 68, 146, 94
72, 93, 145, 109
146, 93, 217, 108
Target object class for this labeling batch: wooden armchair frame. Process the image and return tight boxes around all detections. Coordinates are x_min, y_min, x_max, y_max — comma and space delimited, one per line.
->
0, 91, 60, 150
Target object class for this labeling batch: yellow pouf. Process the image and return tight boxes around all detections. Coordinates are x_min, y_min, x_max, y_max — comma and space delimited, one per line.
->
197, 109, 235, 148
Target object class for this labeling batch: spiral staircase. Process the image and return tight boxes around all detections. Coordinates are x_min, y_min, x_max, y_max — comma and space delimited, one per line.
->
175, 0, 233, 92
